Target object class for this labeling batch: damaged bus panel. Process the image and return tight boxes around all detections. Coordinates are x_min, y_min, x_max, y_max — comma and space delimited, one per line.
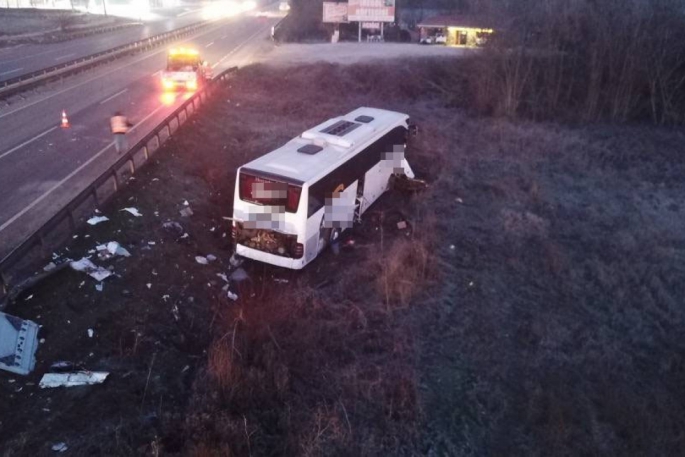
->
232, 107, 418, 269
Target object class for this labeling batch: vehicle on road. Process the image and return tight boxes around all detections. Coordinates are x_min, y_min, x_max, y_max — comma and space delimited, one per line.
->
232, 107, 418, 269
160, 47, 212, 91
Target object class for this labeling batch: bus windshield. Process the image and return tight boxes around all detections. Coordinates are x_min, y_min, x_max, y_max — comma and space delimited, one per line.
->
239, 172, 301, 213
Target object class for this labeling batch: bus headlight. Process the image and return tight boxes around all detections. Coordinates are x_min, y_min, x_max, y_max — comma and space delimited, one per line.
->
186, 79, 197, 90
162, 79, 174, 90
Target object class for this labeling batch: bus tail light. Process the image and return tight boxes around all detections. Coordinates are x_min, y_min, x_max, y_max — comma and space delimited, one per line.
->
293, 242, 304, 259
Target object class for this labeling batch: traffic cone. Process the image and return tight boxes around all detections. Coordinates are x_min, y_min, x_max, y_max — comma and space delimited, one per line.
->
61, 110, 70, 128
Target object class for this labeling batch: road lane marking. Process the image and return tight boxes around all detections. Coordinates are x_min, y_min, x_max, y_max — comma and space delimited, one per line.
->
0, 68, 23, 76
212, 26, 269, 69
99, 88, 129, 105
0, 104, 166, 234
205, 41, 214, 48
176, 9, 199, 17
55, 53, 76, 61
0, 126, 58, 160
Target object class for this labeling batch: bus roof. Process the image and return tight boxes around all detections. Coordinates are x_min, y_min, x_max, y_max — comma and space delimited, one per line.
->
240, 107, 408, 185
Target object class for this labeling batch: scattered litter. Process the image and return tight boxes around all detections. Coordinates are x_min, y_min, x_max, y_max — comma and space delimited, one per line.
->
182, 365, 190, 373
171, 304, 180, 321
152, 269, 158, 276
273, 278, 289, 284
96, 242, 131, 260
0, 311, 39, 375
73, 235, 79, 239
154, 211, 159, 217
227, 290, 238, 301
162, 221, 184, 235
152, 178, 159, 182
217, 273, 228, 282
95, 209, 101, 214
95, 283, 103, 292
162, 295, 170, 302
44, 262, 57, 272
397, 220, 408, 230
146, 283, 152, 289
222, 216, 234, 221
24, 295, 33, 301
456, 197, 464, 204
87, 216, 109, 226
39, 371, 109, 388
229, 254, 243, 268
469, 281, 474, 287
120, 207, 142, 217
229, 268, 249, 282
450, 245, 456, 250
180, 233, 189, 239
210, 227, 216, 232
70, 258, 112, 281
179, 207, 193, 217
52, 442, 68, 452
183, 200, 189, 206
78, 281, 85, 288
50, 361, 76, 372
40, 338, 45, 344
148, 241, 156, 246
206, 254, 217, 262
195, 256, 208, 265
88, 249, 96, 254
88, 329, 94, 338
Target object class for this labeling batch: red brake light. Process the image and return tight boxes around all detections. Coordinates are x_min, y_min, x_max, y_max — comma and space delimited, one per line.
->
286, 185, 301, 213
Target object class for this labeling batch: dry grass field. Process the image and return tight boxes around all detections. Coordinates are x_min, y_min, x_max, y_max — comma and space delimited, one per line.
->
1, 59, 684, 456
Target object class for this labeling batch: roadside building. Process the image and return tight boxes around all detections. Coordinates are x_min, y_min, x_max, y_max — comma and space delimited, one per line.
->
417, 15, 494, 47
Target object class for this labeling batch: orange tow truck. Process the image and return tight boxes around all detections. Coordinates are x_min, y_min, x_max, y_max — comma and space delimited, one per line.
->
160, 47, 213, 91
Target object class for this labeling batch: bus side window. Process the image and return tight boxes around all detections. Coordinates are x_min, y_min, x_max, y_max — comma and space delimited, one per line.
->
308, 195, 323, 217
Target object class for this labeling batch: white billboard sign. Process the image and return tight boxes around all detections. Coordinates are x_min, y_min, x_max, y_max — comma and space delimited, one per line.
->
347, 0, 395, 22
323, 2, 349, 23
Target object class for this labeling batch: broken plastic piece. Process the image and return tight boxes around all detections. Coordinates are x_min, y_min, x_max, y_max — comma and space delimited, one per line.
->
52, 442, 68, 452
206, 254, 217, 262
88, 329, 94, 338
39, 371, 109, 388
120, 207, 143, 217
229, 268, 249, 282
397, 221, 408, 230
95, 283, 103, 292
44, 262, 57, 272
70, 258, 112, 281
195, 256, 208, 265
87, 216, 109, 226
180, 207, 194, 217
227, 290, 238, 301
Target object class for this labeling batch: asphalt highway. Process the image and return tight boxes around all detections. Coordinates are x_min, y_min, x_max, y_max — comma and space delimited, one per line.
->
0, 5, 210, 83
0, 10, 279, 259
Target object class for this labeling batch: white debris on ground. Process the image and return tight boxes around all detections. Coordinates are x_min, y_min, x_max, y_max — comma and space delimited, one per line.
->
39, 371, 109, 388
70, 258, 112, 281
195, 256, 208, 265
86, 216, 109, 226
120, 207, 143, 217
96, 241, 131, 260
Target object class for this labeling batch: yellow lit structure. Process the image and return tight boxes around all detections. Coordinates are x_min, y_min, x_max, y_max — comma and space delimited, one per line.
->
417, 16, 494, 47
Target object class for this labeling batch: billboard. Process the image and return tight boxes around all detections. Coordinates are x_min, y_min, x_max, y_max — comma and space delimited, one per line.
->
347, 0, 395, 22
323, 2, 349, 23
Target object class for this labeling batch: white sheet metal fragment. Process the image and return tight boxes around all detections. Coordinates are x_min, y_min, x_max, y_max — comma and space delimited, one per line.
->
39, 371, 109, 388
120, 207, 143, 217
0, 311, 39, 376
87, 216, 109, 225
70, 258, 112, 281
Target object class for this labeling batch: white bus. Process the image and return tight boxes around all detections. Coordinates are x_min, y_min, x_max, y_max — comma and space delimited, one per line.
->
231, 107, 418, 269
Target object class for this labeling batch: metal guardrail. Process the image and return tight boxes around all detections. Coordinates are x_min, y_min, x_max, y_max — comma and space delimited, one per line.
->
0, 19, 213, 99
0, 67, 238, 306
